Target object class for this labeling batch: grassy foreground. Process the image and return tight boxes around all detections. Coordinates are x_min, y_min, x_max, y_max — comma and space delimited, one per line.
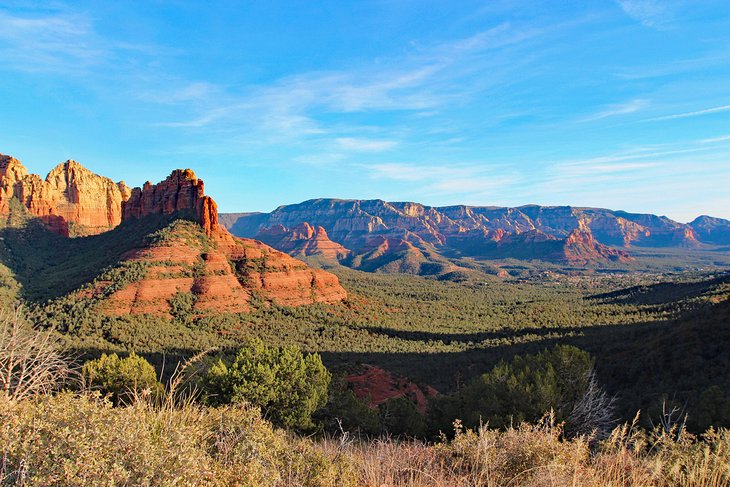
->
1, 392, 729, 486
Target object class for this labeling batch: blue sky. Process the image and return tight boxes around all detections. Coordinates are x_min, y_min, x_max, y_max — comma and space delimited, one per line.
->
1, 1, 729, 222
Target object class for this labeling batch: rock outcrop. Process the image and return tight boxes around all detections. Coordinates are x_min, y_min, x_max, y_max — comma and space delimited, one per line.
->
560, 227, 632, 263
0, 155, 130, 236
345, 365, 438, 414
0, 153, 347, 312
101, 221, 347, 317
690, 215, 730, 246
256, 222, 350, 261
102, 171, 347, 314
121, 169, 218, 236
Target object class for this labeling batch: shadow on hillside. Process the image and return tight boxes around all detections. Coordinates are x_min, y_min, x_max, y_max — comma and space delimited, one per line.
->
323, 298, 730, 404
588, 272, 730, 305
353, 324, 598, 345
68, 297, 729, 430
0, 214, 179, 302
319, 320, 663, 392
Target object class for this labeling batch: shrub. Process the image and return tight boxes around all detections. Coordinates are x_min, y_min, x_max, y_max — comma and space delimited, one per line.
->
82, 352, 162, 404
380, 396, 426, 438
454, 345, 607, 432
201, 338, 331, 430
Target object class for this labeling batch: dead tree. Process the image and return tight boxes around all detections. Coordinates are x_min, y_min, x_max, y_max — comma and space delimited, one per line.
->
565, 368, 618, 441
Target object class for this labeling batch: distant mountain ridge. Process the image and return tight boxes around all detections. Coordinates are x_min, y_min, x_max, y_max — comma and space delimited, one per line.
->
221, 198, 730, 273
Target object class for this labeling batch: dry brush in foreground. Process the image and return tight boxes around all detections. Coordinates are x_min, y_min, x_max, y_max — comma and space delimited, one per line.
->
1, 392, 729, 486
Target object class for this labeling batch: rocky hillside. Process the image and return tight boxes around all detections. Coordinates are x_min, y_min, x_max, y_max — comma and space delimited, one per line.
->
690, 215, 730, 246
256, 222, 350, 262
0, 155, 346, 312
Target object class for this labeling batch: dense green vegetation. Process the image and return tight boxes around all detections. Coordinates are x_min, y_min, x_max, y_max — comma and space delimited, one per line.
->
431, 345, 599, 432
82, 352, 163, 404
198, 339, 331, 430
3, 306, 729, 486
1, 211, 729, 436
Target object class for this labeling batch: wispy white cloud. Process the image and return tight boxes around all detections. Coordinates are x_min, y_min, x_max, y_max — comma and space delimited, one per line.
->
642, 104, 730, 122
0, 8, 165, 76
616, 0, 668, 28
368, 163, 475, 182
150, 20, 555, 145
366, 162, 519, 197
140, 82, 221, 105
580, 98, 649, 122
292, 153, 346, 167
336, 138, 398, 152
701, 134, 730, 144
0, 10, 101, 72
555, 161, 660, 177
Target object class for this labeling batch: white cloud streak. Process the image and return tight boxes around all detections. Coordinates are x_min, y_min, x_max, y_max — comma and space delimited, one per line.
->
642, 104, 730, 122
336, 138, 397, 152
580, 98, 649, 122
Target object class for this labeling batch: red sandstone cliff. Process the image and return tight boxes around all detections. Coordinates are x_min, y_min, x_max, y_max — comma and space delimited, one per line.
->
0, 154, 347, 310
0, 155, 130, 236
100, 221, 347, 317
121, 169, 219, 236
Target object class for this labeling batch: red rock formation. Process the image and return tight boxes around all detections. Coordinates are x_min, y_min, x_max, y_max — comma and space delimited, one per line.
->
0, 154, 346, 312
122, 169, 218, 236
97, 168, 348, 314
257, 222, 351, 261
101, 222, 347, 316
561, 227, 632, 263
223, 199, 711, 265
346, 365, 438, 414
0, 155, 130, 236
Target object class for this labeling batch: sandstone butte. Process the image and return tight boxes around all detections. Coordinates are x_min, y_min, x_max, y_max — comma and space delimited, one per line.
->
225, 198, 704, 254
0, 154, 347, 314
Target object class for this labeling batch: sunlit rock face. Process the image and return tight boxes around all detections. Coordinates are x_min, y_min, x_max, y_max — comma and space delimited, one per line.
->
0, 155, 130, 236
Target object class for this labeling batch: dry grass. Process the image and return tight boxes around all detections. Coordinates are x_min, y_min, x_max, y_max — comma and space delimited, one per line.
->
2, 393, 728, 486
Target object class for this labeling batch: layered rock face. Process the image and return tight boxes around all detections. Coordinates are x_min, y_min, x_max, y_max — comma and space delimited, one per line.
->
101, 222, 347, 317
225, 199, 707, 251
256, 222, 350, 261
225, 199, 682, 267
121, 169, 219, 236
690, 216, 730, 246
561, 227, 631, 263
103, 171, 347, 313
0, 155, 130, 236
